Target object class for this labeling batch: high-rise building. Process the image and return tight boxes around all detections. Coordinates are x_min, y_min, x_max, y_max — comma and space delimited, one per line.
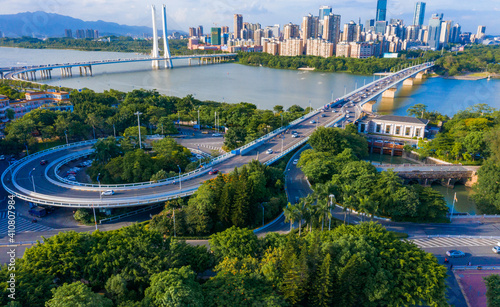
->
189, 27, 197, 37
75, 29, 85, 39
211, 27, 221, 45
266, 25, 280, 38
376, 0, 387, 22
413, 2, 426, 26
197, 26, 203, 37
234, 14, 243, 39
477, 26, 486, 39
439, 20, 453, 47
365, 19, 376, 31
319, 5, 332, 20
427, 13, 443, 50
283, 23, 300, 39
64, 29, 72, 38
375, 21, 387, 34
450, 23, 461, 43
221, 26, 229, 34
323, 13, 341, 45
85, 29, 95, 39
306, 38, 334, 58
343, 21, 357, 42
302, 14, 320, 39
94, 30, 99, 39
254, 29, 264, 46
280, 39, 305, 56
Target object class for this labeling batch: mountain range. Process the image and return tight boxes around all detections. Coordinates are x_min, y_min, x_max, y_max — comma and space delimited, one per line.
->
0, 11, 185, 38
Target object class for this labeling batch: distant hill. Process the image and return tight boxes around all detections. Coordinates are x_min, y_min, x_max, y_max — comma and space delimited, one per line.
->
0, 11, 185, 38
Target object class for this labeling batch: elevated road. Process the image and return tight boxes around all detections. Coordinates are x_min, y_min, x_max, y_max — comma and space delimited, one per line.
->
3, 53, 237, 81
1, 63, 434, 208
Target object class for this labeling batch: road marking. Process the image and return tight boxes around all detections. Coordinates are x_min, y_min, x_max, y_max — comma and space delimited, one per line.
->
410, 237, 498, 248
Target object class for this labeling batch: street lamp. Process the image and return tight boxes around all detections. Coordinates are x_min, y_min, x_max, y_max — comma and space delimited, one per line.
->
29, 168, 36, 192
260, 203, 265, 227
329, 194, 335, 231
198, 108, 200, 131
64, 130, 68, 145
94, 173, 101, 231
177, 165, 182, 190
134, 111, 143, 149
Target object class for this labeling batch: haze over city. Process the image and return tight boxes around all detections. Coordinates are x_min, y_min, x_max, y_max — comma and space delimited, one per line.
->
1, 0, 499, 33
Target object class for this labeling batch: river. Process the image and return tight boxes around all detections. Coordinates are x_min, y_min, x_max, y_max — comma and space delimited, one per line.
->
1, 46, 497, 213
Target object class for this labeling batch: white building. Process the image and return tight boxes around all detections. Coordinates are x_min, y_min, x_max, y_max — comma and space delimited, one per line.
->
358, 115, 429, 138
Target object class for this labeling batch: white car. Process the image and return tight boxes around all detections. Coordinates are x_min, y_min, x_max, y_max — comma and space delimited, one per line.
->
266, 149, 273, 154
212, 133, 222, 137
101, 190, 115, 196
293, 159, 299, 165
493, 246, 500, 254
292, 134, 299, 138
309, 120, 316, 124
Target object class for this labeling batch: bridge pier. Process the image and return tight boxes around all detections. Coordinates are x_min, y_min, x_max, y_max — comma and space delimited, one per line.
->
403, 77, 414, 87
415, 71, 426, 80
382, 87, 397, 99
362, 100, 377, 113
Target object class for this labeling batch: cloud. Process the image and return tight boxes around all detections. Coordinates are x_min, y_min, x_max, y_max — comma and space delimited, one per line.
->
0, 0, 498, 34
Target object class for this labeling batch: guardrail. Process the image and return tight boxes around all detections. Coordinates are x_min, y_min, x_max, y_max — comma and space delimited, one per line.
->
99, 203, 165, 224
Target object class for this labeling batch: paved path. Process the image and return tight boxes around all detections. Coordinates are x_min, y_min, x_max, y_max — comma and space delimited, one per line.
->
412, 237, 499, 249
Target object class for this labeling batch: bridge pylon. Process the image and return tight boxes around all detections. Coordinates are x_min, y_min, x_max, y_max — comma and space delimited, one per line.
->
151, 5, 160, 69
161, 5, 173, 69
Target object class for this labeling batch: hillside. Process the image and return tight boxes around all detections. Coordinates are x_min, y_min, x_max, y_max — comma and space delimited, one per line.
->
0, 11, 184, 38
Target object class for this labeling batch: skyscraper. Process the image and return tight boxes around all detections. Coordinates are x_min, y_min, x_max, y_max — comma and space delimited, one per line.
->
477, 26, 486, 39
211, 27, 221, 45
189, 27, 197, 37
343, 21, 357, 42
319, 5, 332, 20
197, 26, 203, 37
283, 23, 300, 39
301, 14, 319, 39
234, 14, 243, 39
439, 20, 453, 48
323, 13, 341, 45
427, 13, 443, 50
413, 2, 426, 26
64, 29, 72, 38
376, 0, 387, 22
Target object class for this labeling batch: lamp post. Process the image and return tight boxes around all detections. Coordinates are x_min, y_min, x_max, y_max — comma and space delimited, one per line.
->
94, 173, 101, 231
134, 111, 143, 149
25, 143, 29, 156
64, 130, 68, 145
29, 168, 36, 192
198, 108, 200, 131
260, 203, 265, 227
329, 194, 335, 231
177, 165, 182, 190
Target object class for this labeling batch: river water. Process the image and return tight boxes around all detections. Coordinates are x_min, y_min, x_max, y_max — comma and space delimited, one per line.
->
1, 46, 497, 213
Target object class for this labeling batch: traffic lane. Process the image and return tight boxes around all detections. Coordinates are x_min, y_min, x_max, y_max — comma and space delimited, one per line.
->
424, 245, 500, 266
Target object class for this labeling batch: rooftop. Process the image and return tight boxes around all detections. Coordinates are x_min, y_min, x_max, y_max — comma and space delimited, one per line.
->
371, 115, 429, 125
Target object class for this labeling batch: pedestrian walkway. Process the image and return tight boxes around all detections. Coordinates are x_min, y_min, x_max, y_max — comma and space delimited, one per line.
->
194, 143, 225, 153
0, 216, 54, 234
410, 237, 498, 248
0, 210, 20, 220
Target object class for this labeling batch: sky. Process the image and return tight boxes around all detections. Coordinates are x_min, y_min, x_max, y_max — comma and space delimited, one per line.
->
1, 0, 499, 34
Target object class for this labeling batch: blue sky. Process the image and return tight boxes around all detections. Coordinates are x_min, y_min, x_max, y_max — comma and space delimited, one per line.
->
2, 0, 499, 34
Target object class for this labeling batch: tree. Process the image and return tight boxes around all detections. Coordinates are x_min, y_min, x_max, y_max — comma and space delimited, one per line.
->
105, 274, 130, 304
464, 131, 485, 160
485, 274, 500, 307
407, 103, 428, 117
224, 126, 247, 150
92, 136, 122, 164
45, 282, 113, 307
209, 226, 260, 260
124, 126, 148, 147
283, 202, 299, 232
309, 253, 332, 307
144, 266, 204, 307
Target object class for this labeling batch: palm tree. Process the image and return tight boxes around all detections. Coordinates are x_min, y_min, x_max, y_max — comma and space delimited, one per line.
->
284, 202, 298, 232
316, 198, 332, 231
357, 195, 371, 222
342, 184, 356, 225
302, 195, 316, 232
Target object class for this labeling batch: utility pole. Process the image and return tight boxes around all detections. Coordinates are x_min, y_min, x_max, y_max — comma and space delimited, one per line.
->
29, 168, 36, 192
329, 194, 335, 231
214, 111, 217, 133
134, 111, 143, 149
177, 165, 182, 190
197, 108, 200, 131
64, 130, 68, 145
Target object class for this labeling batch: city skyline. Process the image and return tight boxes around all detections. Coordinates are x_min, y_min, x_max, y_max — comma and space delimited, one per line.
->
1, 0, 498, 35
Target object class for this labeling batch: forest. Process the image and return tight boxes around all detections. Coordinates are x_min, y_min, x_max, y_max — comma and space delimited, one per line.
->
0, 37, 205, 55
0, 223, 448, 307
298, 126, 449, 222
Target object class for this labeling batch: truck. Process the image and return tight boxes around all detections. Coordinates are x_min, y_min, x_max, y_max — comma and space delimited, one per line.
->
29, 206, 47, 218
